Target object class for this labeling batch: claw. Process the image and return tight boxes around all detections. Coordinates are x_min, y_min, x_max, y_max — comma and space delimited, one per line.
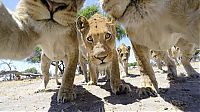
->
57, 87, 76, 103
113, 84, 131, 95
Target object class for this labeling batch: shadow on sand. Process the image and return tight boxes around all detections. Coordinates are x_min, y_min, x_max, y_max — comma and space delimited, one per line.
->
48, 85, 105, 112
99, 80, 143, 105
159, 76, 200, 112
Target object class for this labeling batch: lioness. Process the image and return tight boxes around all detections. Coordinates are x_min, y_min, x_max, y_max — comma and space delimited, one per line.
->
76, 14, 130, 94
0, 0, 85, 102
102, 0, 200, 97
117, 43, 130, 77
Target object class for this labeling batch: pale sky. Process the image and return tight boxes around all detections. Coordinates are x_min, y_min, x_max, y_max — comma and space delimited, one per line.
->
0, 0, 136, 73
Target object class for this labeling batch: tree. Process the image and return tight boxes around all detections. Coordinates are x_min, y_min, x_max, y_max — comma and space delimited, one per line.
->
24, 67, 38, 74
128, 62, 137, 67
26, 47, 42, 63
0, 60, 16, 80
78, 5, 99, 19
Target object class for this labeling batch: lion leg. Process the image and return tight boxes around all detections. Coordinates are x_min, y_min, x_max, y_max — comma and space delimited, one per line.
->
79, 55, 88, 83
55, 61, 61, 85
176, 38, 199, 78
110, 50, 130, 95
106, 68, 110, 81
155, 57, 163, 71
57, 51, 78, 103
36, 53, 51, 92
132, 42, 158, 98
87, 62, 97, 85
154, 51, 177, 80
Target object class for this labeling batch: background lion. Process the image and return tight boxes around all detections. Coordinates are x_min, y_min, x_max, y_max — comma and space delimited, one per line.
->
117, 43, 131, 77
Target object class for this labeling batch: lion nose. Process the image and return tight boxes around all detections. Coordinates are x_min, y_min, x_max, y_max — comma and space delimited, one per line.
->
46, 0, 67, 13
95, 56, 107, 61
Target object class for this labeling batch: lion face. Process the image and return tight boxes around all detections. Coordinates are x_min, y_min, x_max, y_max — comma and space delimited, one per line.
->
77, 14, 116, 67
117, 43, 130, 63
102, 0, 131, 19
16, 0, 85, 26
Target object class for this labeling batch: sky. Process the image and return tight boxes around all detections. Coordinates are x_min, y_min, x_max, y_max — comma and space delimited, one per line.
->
0, 0, 135, 73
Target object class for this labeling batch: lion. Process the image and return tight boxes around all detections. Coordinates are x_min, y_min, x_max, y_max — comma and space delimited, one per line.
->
168, 46, 181, 65
0, 0, 85, 103
102, 0, 200, 98
150, 47, 180, 75
78, 37, 89, 83
76, 14, 130, 95
117, 43, 130, 77
54, 61, 61, 85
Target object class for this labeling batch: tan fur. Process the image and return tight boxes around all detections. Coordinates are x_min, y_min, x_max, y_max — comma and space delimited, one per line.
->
0, 0, 85, 103
54, 61, 61, 85
117, 43, 130, 77
102, 0, 200, 97
77, 14, 130, 94
152, 41, 199, 79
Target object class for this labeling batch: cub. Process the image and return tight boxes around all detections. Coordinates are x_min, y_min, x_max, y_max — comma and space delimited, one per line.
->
117, 43, 130, 77
76, 14, 130, 94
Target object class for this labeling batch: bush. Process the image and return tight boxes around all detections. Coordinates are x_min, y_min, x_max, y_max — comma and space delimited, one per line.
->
128, 62, 137, 67
24, 67, 38, 74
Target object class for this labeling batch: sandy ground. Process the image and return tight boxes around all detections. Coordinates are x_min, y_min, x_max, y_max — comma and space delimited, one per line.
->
0, 62, 199, 112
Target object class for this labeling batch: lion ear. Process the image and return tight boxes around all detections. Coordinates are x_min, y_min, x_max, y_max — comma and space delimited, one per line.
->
76, 16, 89, 33
117, 48, 122, 54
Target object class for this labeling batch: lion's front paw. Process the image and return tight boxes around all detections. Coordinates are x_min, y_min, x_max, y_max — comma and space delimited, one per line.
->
167, 65, 177, 80
112, 84, 131, 95
87, 81, 97, 85
35, 87, 46, 93
34, 83, 47, 93
138, 87, 157, 99
57, 87, 76, 103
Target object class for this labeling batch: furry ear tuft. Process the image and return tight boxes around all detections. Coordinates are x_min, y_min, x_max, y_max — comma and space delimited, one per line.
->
117, 48, 122, 54
76, 16, 89, 33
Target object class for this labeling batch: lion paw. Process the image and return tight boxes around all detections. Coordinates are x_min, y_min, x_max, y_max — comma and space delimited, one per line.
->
112, 84, 131, 95
35, 86, 46, 93
57, 87, 76, 103
167, 66, 177, 80
87, 81, 97, 85
138, 87, 157, 99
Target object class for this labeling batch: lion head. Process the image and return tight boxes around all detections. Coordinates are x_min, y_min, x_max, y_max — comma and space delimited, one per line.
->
76, 14, 116, 68
16, 0, 85, 27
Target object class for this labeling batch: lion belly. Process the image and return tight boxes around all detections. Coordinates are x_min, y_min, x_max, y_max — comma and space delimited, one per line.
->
39, 33, 67, 60
129, 30, 180, 51
126, 16, 181, 51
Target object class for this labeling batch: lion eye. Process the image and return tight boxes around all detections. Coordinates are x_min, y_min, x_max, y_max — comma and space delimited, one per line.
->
87, 36, 93, 43
105, 33, 112, 40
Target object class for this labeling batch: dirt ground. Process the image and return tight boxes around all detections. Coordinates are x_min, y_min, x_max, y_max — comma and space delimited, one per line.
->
0, 62, 199, 112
